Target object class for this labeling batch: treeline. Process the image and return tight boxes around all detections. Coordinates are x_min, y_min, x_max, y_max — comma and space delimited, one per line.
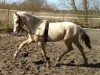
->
59, 0, 100, 28
0, 0, 55, 12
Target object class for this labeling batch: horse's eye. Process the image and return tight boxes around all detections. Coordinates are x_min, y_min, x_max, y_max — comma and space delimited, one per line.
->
16, 20, 19, 24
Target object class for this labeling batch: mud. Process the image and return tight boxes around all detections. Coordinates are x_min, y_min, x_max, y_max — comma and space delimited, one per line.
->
0, 29, 100, 75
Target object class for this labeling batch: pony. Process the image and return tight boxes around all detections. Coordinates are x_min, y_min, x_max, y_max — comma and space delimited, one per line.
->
13, 11, 92, 67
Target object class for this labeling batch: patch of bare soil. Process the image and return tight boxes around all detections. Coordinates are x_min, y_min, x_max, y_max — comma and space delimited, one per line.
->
0, 29, 100, 75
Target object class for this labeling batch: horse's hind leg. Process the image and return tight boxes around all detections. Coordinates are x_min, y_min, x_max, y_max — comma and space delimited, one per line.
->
56, 41, 73, 64
74, 40, 88, 64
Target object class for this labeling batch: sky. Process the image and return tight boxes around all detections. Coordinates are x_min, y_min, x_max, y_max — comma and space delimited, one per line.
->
6, 0, 23, 3
46, 0, 82, 10
46, 0, 100, 10
5, 0, 68, 9
6, 0, 58, 3
47, 0, 70, 10
3, 0, 100, 10
6, 0, 67, 8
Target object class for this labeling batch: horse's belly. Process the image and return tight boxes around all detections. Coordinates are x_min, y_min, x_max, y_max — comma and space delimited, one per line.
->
47, 30, 64, 42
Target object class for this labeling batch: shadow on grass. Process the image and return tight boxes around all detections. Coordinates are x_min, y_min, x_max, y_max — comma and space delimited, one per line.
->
56, 62, 100, 68
33, 60, 45, 65
32, 59, 100, 68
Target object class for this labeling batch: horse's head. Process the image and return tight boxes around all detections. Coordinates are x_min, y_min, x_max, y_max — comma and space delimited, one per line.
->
13, 12, 24, 34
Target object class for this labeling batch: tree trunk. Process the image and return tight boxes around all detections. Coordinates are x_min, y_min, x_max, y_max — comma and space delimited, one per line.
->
82, 0, 88, 25
83, 0, 88, 14
71, 0, 78, 13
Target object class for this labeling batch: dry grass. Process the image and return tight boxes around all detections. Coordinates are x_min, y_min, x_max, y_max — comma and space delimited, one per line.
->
0, 9, 100, 33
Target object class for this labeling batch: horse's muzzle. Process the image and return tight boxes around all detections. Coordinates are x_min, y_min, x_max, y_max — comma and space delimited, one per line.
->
12, 32, 21, 37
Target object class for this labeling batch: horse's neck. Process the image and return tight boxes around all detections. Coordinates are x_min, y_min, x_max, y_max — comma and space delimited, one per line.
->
26, 19, 42, 34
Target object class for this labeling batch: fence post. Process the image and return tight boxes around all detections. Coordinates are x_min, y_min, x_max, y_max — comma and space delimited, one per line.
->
7, 8, 10, 28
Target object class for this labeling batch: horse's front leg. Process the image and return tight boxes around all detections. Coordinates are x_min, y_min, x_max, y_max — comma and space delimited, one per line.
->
38, 42, 50, 67
14, 38, 33, 58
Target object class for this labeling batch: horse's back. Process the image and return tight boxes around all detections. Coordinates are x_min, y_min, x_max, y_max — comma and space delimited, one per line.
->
47, 22, 82, 42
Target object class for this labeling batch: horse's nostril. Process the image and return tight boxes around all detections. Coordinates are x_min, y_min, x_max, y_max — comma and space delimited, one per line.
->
12, 31, 19, 36
12, 32, 17, 36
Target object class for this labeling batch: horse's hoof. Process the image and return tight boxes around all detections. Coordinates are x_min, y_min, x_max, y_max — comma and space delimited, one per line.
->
14, 51, 19, 58
14, 54, 17, 58
22, 52, 28, 57
84, 58, 88, 65
45, 59, 51, 68
55, 58, 60, 66
84, 61, 88, 65
54, 61, 60, 67
56, 57, 61, 62
46, 57, 50, 61
46, 63, 51, 68
54, 63, 60, 67
14, 53, 18, 59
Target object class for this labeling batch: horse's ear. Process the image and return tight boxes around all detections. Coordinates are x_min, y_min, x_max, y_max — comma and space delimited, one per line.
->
14, 12, 19, 17
14, 12, 17, 15
46, 21, 49, 26
14, 12, 20, 19
43, 20, 49, 24
46, 20, 49, 25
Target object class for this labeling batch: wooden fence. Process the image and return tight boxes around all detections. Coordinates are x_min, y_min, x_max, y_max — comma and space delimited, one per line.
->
0, 9, 100, 29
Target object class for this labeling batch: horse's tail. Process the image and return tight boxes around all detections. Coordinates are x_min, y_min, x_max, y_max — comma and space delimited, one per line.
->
80, 29, 92, 49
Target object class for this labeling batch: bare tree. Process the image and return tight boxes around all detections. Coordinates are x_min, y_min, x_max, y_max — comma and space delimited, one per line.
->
91, 0, 100, 14
18, 0, 53, 11
71, 0, 78, 13
59, 0, 78, 12
82, 0, 88, 14
0, 0, 6, 3
82, 0, 88, 23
